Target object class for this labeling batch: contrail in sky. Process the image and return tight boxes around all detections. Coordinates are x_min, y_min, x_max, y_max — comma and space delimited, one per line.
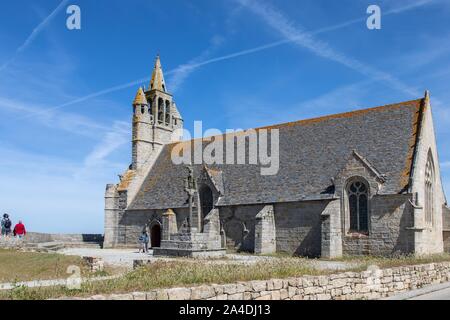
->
0, 0, 70, 72
21, 0, 434, 118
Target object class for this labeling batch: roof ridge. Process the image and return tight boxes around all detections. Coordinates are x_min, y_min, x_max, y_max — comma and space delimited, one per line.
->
258, 98, 423, 130
167, 97, 424, 147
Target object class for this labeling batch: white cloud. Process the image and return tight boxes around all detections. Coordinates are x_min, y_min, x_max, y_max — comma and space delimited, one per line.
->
0, 96, 109, 138
83, 122, 130, 168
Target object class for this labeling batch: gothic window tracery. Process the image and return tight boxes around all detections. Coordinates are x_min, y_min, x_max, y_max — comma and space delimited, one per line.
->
425, 152, 435, 226
347, 179, 369, 233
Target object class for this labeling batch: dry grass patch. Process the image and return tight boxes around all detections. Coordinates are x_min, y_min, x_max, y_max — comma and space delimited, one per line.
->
0, 249, 90, 283
3, 253, 450, 300
0, 259, 325, 300
331, 253, 450, 271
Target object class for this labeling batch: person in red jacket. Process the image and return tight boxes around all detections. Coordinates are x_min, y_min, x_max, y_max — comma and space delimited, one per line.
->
13, 220, 26, 238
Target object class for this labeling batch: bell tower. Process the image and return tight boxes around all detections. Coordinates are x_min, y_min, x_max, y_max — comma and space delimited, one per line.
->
131, 55, 184, 170
146, 55, 183, 144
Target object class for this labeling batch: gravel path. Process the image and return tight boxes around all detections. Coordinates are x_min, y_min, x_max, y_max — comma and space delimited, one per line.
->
59, 248, 155, 268
59, 248, 359, 271
0, 274, 121, 291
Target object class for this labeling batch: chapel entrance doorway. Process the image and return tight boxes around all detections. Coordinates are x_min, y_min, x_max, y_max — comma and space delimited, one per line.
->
150, 224, 161, 248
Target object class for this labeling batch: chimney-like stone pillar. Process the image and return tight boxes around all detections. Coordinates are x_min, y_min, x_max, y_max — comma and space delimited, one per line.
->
161, 209, 178, 240
320, 199, 343, 259
103, 184, 120, 248
255, 205, 276, 254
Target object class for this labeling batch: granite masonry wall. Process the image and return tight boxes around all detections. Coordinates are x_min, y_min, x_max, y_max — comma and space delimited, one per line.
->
443, 232, 450, 253
408, 100, 445, 255
0, 233, 103, 248
69, 262, 450, 300
118, 208, 190, 248
342, 194, 414, 256
116, 195, 416, 257
274, 201, 323, 257
218, 201, 323, 256
443, 205, 450, 253
219, 205, 262, 252
24, 233, 103, 244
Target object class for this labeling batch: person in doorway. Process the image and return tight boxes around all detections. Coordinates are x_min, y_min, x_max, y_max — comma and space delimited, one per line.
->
13, 220, 26, 238
1, 214, 12, 236
138, 230, 149, 253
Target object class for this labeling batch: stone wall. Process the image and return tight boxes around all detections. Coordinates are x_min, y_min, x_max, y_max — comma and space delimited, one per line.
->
73, 262, 450, 300
0, 233, 103, 248
0, 236, 23, 248
274, 201, 323, 257
220, 205, 262, 252
255, 205, 276, 254
116, 195, 415, 257
25, 233, 103, 244
443, 232, 450, 253
320, 199, 342, 259
408, 97, 445, 254
343, 194, 414, 256
219, 201, 323, 256
118, 208, 190, 248
443, 205, 450, 231
443, 205, 450, 253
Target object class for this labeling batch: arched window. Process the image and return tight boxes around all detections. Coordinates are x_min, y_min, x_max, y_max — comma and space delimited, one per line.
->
425, 152, 435, 226
165, 101, 171, 125
158, 98, 164, 124
148, 99, 153, 116
347, 179, 369, 233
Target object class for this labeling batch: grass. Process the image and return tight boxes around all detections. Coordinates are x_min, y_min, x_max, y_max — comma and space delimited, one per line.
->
2, 252, 450, 300
0, 249, 90, 283
330, 253, 450, 271
0, 259, 325, 300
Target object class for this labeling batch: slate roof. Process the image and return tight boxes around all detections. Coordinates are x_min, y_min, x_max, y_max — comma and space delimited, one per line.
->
128, 98, 423, 210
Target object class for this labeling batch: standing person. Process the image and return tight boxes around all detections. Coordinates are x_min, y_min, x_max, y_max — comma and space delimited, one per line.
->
1, 214, 12, 236
13, 220, 26, 239
138, 230, 149, 253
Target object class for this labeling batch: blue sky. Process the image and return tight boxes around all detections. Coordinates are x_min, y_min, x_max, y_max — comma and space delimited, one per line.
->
1, 0, 449, 233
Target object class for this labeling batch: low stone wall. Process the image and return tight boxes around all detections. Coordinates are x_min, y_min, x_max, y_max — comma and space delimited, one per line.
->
24, 232, 103, 244
0, 236, 23, 249
71, 261, 450, 300
0, 232, 103, 249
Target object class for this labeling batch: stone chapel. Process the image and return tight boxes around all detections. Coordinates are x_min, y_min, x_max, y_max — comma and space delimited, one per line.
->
104, 55, 450, 258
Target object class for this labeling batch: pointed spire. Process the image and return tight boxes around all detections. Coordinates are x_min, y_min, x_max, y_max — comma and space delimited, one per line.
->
149, 55, 167, 92
424, 90, 430, 106
133, 87, 148, 106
